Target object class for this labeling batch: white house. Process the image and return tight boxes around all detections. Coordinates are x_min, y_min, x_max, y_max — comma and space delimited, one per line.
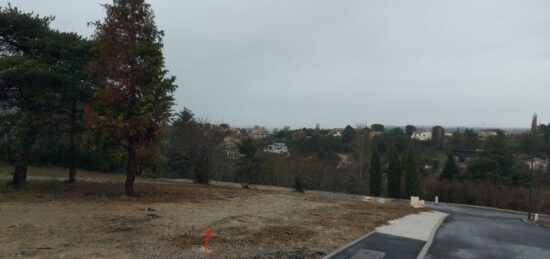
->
264, 143, 289, 155
251, 128, 269, 139
411, 131, 432, 141
524, 157, 548, 172
478, 129, 499, 141
329, 128, 344, 137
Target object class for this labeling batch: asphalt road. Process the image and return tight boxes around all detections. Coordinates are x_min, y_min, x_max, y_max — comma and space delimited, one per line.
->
426, 203, 550, 259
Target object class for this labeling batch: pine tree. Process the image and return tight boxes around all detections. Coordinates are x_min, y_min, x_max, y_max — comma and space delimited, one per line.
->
1, 6, 92, 185
46, 32, 93, 183
405, 125, 416, 136
387, 146, 401, 198
403, 148, 419, 197
0, 6, 52, 186
236, 137, 259, 187
440, 153, 459, 181
369, 146, 381, 196
342, 125, 355, 143
432, 126, 445, 142
88, 0, 177, 195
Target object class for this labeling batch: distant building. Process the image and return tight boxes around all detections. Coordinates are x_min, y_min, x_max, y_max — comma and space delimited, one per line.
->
524, 157, 548, 172
478, 129, 499, 141
368, 131, 383, 138
251, 128, 269, 139
264, 143, 289, 155
329, 128, 344, 137
291, 130, 306, 140
453, 149, 478, 162
229, 127, 241, 136
411, 131, 432, 141
223, 135, 240, 160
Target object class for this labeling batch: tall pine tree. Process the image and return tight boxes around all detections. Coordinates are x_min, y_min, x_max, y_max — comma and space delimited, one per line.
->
387, 146, 401, 198
88, 0, 177, 195
369, 146, 381, 196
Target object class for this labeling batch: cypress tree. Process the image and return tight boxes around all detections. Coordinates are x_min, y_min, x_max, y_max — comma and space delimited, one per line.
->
440, 153, 459, 180
403, 148, 419, 197
369, 146, 381, 196
387, 146, 401, 198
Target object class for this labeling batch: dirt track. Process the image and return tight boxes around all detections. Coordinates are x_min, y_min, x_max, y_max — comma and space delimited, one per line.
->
0, 171, 417, 258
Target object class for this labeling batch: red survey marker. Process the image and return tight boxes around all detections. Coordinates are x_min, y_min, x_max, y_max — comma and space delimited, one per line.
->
204, 228, 214, 252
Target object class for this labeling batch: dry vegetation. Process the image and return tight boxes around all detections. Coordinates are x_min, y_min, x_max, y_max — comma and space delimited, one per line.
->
0, 168, 418, 258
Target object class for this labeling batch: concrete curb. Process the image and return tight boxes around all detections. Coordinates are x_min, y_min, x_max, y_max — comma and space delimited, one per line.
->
450, 203, 550, 219
395, 198, 550, 220
321, 230, 376, 259
416, 213, 448, 259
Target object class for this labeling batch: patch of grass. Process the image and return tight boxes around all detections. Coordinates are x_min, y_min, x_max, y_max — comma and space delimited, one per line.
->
0, 165, 129, 181
0, 178, 66, 191
27, 166, 127, 180
0, 164, 11, 175
0, 176, 252, 204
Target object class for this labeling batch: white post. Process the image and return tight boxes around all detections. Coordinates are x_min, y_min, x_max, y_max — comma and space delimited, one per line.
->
534, 214, 539, 222
411, 196, 424, 208
435, 196, 439, 204
410, 196, 419, 207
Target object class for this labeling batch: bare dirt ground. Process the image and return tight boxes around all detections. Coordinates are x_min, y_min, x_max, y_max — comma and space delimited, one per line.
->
0, 168, 418, 258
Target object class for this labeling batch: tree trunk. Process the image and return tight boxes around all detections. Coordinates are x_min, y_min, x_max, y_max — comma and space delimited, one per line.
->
68, 99, 78, 183
12, 157, 28, 186
316, 165, 324, 190
125, 143, 137, 195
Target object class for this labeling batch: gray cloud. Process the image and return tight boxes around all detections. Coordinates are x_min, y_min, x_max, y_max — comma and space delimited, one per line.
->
3, 0, 550, 129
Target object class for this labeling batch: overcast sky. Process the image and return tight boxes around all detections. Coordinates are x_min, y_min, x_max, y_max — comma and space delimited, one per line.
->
2, 0, 550, 129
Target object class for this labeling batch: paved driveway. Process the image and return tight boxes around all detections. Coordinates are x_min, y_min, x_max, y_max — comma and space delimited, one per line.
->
426, 203, 550, 259
326, 211, 447, 259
